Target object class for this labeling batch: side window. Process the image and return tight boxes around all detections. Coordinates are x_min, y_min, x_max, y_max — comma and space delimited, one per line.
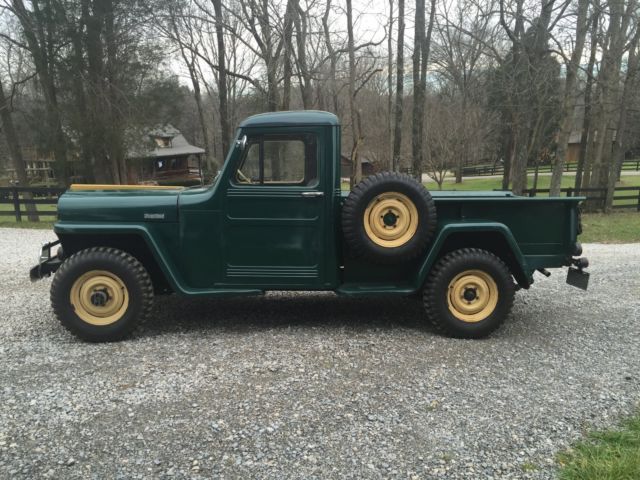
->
235, 134, 317, 186
237, 142, 260, 183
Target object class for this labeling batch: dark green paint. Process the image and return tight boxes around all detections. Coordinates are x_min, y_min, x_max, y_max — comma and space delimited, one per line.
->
53, 111, 583, 297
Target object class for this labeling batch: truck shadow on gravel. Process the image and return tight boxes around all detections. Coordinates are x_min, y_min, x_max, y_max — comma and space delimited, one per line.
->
142, 293, 434, 337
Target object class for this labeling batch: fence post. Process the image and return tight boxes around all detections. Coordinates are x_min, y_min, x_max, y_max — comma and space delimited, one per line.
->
567, 187, 573, 197
637, 188, 640, 212
12, 188, 21, 222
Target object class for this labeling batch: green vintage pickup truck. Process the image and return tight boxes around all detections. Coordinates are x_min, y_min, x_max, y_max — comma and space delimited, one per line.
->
31, 111, 589, 342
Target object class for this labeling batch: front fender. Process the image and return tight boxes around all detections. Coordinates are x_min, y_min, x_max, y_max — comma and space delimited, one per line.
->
53, 222, 262, 297
54, 223, 184, 292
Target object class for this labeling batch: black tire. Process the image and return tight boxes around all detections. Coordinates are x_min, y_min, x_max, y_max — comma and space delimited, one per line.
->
423, 248, 515, 339
342, 172, 437, 263
50, 247, 153, 342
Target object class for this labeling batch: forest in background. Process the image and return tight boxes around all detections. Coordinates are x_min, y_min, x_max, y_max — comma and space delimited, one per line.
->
0, 0, 639, 212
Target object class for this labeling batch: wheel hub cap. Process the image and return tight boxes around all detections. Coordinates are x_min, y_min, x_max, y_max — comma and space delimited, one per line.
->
447, 270, 499, 323
90, 289, 109, 307
462, 288, 477, 302
70, 270, 129, 326
363, 192, 419, 248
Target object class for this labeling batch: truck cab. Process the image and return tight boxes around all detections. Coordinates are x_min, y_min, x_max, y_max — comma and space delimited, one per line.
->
31, 110, 589, 342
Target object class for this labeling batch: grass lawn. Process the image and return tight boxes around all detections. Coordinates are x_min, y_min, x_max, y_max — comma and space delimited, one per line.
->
0, 203, 56, 230
579, 212, 640, 243
558, 411, 640, 480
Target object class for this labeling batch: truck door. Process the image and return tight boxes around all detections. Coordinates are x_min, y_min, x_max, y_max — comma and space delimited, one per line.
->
222, 127, 327, 288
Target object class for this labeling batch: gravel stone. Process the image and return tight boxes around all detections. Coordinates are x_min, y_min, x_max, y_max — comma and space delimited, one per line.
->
0, 228, 639, 479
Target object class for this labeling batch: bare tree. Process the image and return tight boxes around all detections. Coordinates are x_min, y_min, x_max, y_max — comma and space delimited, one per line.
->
411, 0, 437, 181
0, 80, 38, 220
212, 0, 232, 157
346, 0, 362, 186
587, 0, 637, 199
8, 0, 69, 182
604, 26, 640, 210
575, 5, 600, 190
164, 1, 217, 171
550, 0, 590, 196
391, 0, 405, 172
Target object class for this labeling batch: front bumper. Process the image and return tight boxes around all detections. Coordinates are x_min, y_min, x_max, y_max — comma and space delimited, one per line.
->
29, 240, 63, 282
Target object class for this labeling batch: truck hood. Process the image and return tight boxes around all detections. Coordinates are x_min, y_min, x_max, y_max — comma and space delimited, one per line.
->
56, 186, 183, 223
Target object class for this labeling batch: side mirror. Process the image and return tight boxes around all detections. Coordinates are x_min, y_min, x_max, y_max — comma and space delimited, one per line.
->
236, 135, 248, 151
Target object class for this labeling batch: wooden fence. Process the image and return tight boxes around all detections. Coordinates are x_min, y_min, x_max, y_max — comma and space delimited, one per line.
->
462, 159, 640, 177
1, 184, 639, 222
520, 186, 640, 211
0, 187, 66, 222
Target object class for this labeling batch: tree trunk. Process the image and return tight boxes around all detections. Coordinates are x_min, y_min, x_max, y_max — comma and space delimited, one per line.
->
411, 0, 436, 181
576, 8, 600, 191
0, 82, 39, 221
420, 0, 437, 179
501, 130, 513, 190
587, 0, 628, 202
69, 18, 94, 183
346, 0, 361, 187
549, 0, 589, 196
12, 0, 69, 184
281, 0, 295, 110
411, 0, 425, 180
104, 0, 127, 184
212, 0, 231, 158
455, 93, 467, 184
391, 0, 405, 172
322, 0, 339, 115
387, 0, 394, 170
169, 10, 217, 173
604, 29, 640, 211
293, 0, 313, 109
84, 0, 111, 183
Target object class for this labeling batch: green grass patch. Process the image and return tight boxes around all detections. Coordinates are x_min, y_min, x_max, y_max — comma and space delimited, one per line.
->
0, 203, 57, 229
580, 212, 640, 243
558, 411, 640, 480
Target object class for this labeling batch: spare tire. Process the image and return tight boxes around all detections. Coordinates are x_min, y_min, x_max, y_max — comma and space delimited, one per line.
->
342, 172, 437, 264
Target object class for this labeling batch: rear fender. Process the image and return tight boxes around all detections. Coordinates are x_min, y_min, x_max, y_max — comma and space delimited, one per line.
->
415, 223, 531, 289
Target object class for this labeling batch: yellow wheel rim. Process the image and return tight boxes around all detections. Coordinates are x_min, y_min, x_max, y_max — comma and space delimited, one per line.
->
363, 192, 419, 248
69, 270, 129, 326
447, 270, 499, 323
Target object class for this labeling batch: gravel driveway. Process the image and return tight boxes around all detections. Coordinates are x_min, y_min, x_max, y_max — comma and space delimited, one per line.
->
1, 228, 638, 479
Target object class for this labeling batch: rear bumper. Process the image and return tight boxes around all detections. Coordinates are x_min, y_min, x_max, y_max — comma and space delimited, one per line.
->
29, 240, 62, 282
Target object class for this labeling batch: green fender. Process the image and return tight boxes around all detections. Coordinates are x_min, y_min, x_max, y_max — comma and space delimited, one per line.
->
54, 223, 262, 297
414, 222, 531, 289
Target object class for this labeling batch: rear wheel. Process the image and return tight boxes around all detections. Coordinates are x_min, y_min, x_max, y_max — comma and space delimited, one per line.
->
423, 248, 515, 338
51, 247, 153, 342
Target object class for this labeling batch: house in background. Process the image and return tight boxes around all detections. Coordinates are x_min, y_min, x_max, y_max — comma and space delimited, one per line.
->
3, 147, 81, 186
128, 124, 205, 186
566, 129, 617, 165
340, 153, 375, 180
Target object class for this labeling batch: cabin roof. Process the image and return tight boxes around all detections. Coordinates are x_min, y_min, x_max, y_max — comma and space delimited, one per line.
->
239, 110, 340, 128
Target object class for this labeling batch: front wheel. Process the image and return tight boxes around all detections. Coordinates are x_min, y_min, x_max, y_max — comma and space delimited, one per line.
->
423, 248, 515, 338
50, 247, 154, 342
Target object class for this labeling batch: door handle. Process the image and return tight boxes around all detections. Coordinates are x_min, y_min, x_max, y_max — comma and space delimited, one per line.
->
301, 191, 324, 197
